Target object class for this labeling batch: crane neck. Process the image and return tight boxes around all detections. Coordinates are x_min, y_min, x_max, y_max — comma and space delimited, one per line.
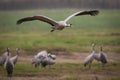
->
100, 46, 103, 52
6, 48, 10, 56
92, 46, 95, 52
16, 48, 19, 55
6, 48, 10, 62
16, 50, 19, 55
91, 43, 95, 51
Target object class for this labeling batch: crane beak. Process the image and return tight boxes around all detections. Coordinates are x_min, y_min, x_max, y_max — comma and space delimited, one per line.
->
70, 24, 72, 27
66, 24, 72, 28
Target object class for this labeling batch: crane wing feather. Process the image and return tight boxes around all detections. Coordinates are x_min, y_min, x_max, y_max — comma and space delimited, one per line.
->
100, 53, 107, 63
17, 15, 58, 26
64, 10, 99, 22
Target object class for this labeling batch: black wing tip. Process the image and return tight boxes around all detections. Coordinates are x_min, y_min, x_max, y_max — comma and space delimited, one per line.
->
90, 10, 99, 16
16, 16, 35, 25
75, 10, 99, 16
16, 19, 24, 25
16, 20, 21, 25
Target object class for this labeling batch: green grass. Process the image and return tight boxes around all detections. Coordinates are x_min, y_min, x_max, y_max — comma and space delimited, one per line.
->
0, 9, 120, 54
0, 62, 120, 80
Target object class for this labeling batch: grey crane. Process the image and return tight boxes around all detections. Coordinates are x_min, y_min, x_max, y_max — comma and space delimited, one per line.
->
32, 50, 48, 68
41, 53, 56, 68
10, 48, 20, 65
17, 10, 99, 32
32, 55, 42, 68
32, 50, 56, 68
83, 44, 96, 69
4, 48, 14, 80
93, 46, 107, 66
0, 50, 11, 66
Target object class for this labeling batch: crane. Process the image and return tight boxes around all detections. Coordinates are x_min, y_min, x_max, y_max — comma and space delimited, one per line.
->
32, 50, 48, 68
10, 48, 20, 65
83, 44, 96, 69
93, 46, 107, 66
17, 10, 99, 32
32, 55, 42, 68
41, 53, 56, 68
0, 49, 11, 66
32, 51, 56, 68
4, 48, 14, 80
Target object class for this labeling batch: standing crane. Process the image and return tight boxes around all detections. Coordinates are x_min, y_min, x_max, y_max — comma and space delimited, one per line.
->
4, 48, 14, 80
93, 46, 107, 66
83, 44, 96, 69
0, 50, 11, 66
10, 48, 20, 65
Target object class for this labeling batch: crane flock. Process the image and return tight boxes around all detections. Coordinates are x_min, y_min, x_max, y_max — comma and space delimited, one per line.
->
0, 10, 109, 79
0, 44, 108, 79
84, 44, 107, 68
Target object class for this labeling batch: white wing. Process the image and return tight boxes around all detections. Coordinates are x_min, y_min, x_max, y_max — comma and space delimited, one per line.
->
64, 10, 99, 22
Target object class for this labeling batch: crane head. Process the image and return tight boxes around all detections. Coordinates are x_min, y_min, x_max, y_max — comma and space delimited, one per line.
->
6, 48, 10, 52
6, 48, 10, 56
92, 43, 95, 47
66, 23, 72, 27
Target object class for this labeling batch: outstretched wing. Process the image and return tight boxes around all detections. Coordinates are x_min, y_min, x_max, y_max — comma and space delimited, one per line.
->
64, 10, 99, 22
17, 15, 58, 26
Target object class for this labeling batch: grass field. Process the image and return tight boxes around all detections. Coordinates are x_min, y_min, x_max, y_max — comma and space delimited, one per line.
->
0, 9, 120, 80
0, 9, 120, 53
0, 62, 120, 80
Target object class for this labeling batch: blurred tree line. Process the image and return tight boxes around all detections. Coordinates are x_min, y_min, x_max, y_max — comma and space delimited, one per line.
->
0, 0, 120, 10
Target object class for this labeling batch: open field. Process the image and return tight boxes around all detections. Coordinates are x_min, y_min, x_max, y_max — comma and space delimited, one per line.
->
0, 52, 120, 80
0, 9, 120, 80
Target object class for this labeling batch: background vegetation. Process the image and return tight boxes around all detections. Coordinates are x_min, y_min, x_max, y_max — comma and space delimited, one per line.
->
0, 0, 120, 10
0, 9, 120, 54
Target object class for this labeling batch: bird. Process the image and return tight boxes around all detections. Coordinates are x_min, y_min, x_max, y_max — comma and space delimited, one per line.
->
4, 48, 14, 80
32, 50, 48, 68
32, 51, 56, 68
93, 46, 107, 66
32, 55, 42, 68
0, 49, 11, 66
17, 10, 99, 32
41, 53, 56, 68
83, 43, 96, 69
10, 48, 20, 65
